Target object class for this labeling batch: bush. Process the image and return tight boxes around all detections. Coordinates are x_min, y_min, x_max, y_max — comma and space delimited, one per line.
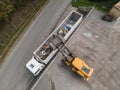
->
72, 0, 120, 12
0, 1, 13, 23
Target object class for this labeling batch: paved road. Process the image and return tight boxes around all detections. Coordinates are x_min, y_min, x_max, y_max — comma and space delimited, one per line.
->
0, 0, 71, 90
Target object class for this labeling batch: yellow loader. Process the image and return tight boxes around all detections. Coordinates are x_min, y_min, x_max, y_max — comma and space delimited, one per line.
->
61, 47, 94, 81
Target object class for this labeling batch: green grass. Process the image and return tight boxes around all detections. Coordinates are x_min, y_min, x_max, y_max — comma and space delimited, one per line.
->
72, 0, 119, 12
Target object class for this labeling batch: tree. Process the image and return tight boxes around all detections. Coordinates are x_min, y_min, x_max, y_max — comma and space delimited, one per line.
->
0, 1, 13, 23
10, 0, 27, 9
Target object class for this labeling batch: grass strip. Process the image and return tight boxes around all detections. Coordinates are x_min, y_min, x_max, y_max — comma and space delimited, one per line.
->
72, 0, 119, 12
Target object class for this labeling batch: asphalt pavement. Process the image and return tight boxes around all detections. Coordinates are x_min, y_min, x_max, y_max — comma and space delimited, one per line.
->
0, 0, 72, 90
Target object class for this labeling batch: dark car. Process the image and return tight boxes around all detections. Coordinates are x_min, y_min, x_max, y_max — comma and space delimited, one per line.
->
102, 14, 114, 22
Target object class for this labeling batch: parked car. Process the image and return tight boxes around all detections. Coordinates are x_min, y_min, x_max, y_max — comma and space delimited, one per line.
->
102, 14, 113, 22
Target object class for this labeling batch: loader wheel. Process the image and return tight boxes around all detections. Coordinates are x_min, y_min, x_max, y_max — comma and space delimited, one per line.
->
61, 59, 67, 66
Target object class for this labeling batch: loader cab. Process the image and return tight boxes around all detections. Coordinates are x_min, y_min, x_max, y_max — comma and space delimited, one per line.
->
72, 57, 94, 81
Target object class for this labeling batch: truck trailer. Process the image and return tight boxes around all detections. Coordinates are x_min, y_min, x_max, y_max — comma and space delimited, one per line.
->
26, 10, 83, 76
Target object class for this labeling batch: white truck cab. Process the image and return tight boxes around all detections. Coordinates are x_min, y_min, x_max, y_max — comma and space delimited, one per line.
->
26, 56, 45, 76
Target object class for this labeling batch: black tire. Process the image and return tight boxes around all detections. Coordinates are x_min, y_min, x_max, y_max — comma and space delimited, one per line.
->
61, 59, 67, 66
102, 14, 113, 22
